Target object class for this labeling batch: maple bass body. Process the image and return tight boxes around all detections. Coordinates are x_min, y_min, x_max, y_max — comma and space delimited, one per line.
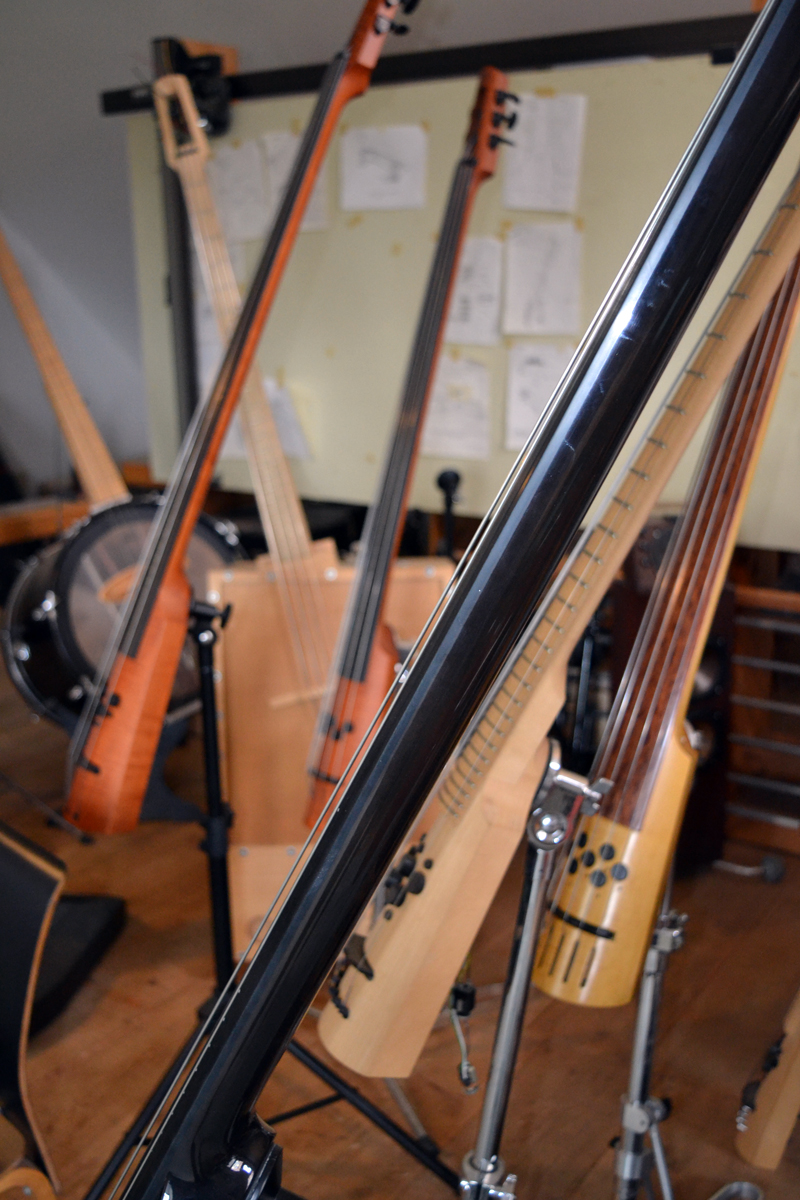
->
533, 727, 697, 1006
209, 546, 453, 956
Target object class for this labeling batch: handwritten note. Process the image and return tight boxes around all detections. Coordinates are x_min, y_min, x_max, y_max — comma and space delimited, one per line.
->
445, 237, 502, 347
421, 355, 490, 461
505, 342, 574, 450
503, 223, 582, 336
504, 94, 587, 214
207, 141, 269, 243
340, 125, 427, 211
262, 130, 328, 232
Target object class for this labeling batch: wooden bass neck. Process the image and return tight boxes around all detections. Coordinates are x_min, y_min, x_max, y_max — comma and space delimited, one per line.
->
0, 225, 128, 507
594, 257, 800, 833
328, 67, 512, 687
152, 72, 312, 566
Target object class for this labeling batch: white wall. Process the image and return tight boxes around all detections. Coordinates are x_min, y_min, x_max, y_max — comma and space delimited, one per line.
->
0, 0, 749, 490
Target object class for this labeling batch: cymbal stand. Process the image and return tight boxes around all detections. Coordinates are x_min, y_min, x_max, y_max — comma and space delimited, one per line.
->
461, 740, 612, 1199
613, 876, 685, 1200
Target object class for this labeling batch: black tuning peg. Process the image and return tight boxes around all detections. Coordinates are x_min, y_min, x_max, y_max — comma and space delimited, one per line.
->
391, 21, 410, 34
492, 110, 518, 130
495, 89, 520, 106
489, 134, 514, 150
401, 0, 420, 12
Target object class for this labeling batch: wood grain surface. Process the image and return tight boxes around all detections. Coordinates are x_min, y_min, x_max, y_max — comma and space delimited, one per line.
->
1, 659, 799, 1200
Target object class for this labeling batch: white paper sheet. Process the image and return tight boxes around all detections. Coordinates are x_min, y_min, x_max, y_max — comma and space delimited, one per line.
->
266, 378, 311, 459
420, 355, 490, 461
340, 125, 427, 211
505, 341, 574, 451
504, 93, 587, 214
207, 141, 269, 243
261, 131, 328, 232
503, 223, 582, 336
193, 257, 309, 461
444, 237, 502, 347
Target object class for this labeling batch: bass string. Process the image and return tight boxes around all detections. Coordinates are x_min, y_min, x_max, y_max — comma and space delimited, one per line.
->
551, 262, 800, 926
428, 188, 800, 831
353, 268, 798, 981
339, 158, 477, 685
603, 261, 800, 833
70, 55, 351, 766
310, 156, 477, 782
182, 162, 334, 695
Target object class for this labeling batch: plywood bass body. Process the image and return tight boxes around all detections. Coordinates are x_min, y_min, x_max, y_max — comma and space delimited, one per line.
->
209, 542, 453, 954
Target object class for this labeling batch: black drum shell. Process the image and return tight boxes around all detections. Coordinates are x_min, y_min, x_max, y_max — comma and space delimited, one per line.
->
2, 497, 242, 732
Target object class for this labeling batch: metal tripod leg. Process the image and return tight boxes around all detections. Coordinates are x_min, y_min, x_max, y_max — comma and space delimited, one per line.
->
614, 877, 686, 1200
461, 740, 611, 1199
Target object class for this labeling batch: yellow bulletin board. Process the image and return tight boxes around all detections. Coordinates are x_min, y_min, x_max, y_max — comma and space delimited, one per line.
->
126, 52, 800, 550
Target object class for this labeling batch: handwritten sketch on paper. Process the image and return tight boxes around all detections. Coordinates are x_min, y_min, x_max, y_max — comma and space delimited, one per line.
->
503, 223, 582, 336
262, 130, 328, 232
420, 355, 491, 461
340, 125, 427, 211
504, 93, 587, 214
505, 341, 574, 451
207, 141, 269, 244
444, 236, 502, 347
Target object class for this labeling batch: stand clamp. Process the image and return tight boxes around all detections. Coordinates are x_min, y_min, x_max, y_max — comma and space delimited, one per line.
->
528, 740, 613, 847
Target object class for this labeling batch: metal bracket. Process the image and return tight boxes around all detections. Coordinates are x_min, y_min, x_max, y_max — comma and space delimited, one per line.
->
527, 739, 613, 849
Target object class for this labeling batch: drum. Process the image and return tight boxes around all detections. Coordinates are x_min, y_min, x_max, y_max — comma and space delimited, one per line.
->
2, 496, 241, 731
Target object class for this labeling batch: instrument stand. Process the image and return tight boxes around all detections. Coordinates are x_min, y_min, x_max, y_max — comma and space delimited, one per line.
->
461, 740, 610, 1199
189, 599, 235, 990
188, 601, 460, 1193
613, 881, 685, 1200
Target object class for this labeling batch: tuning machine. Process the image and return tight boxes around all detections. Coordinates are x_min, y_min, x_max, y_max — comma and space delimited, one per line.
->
493, 109, 518, 131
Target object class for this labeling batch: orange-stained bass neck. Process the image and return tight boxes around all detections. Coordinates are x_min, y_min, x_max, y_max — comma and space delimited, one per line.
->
306, 622, 398, 826
64, 570, 192, 833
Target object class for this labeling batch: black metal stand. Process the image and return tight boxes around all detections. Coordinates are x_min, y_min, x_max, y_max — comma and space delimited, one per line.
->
188, 600, 459, 1193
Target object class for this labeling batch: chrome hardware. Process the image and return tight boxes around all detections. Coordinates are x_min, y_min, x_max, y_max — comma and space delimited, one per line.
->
527, 740, 613, 848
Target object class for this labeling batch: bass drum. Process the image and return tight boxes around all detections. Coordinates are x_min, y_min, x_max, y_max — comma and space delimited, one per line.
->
3, 496, 241, 731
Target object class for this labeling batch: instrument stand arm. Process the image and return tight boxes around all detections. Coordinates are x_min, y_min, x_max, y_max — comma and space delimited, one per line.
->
461, 740, 608, 1199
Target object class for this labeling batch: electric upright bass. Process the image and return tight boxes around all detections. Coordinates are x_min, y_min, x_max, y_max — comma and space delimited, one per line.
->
306, 66, 516, 825
65, 0, 416, 834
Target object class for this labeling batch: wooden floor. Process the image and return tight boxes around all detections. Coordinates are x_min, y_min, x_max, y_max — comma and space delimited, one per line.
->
3, 663, 800, 1200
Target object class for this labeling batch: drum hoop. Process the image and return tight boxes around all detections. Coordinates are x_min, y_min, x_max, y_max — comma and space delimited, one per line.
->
52, 496, 241, 683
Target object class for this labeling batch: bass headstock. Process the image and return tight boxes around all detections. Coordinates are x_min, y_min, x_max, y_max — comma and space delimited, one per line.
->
152, 73, 211, 174
345, 0, 419, 88
468, 66, 518, 182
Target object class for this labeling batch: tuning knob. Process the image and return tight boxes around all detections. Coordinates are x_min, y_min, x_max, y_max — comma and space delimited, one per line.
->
495, 89, 521, 106
490, 134, 515, 151
401, 0, 420, 11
